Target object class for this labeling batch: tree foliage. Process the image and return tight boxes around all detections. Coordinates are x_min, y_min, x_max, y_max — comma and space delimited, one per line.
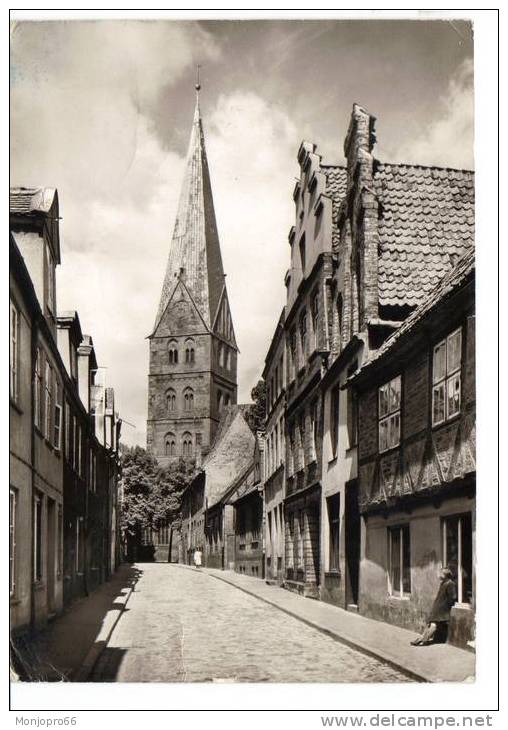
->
245, 378, 266, 434
119, 446, 194, 541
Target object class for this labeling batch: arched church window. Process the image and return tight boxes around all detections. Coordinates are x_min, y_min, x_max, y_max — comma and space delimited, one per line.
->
166, 389, 176, 412
185, 339, 195, 364
168, 340, 178, 365
183, 387, 194, 411
182, 432, 193, 458
164, 433, 176, 457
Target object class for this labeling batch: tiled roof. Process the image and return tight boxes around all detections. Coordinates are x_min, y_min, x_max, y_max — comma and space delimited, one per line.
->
356, 248, 475, 376
324, 166, 348, 250
202, 406, 256, 508
10, 187, 57, 215
374, 164, 474, 308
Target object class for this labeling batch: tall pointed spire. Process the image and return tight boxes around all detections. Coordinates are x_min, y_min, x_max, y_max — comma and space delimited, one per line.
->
153, 79, 226, 334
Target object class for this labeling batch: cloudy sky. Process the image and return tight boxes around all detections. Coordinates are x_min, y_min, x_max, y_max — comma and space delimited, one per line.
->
10, 18, 474, 447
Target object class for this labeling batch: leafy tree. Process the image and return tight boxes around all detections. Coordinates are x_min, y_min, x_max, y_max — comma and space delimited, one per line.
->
119, 446, 194, 560
245, 379, 266, 433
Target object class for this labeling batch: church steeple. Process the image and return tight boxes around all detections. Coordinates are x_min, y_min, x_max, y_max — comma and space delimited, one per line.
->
147, 84, 238, 465
152, 83, 231, 339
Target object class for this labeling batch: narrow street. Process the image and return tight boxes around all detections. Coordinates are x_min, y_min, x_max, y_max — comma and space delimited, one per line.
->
90, 564, 410, 683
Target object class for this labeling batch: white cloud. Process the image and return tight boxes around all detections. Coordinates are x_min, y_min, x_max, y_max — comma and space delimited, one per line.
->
389, 58, 474, 169
206, 92, 298, 399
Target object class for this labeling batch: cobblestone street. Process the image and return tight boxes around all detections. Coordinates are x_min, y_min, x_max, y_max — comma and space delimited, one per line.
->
90, 564, 411, 683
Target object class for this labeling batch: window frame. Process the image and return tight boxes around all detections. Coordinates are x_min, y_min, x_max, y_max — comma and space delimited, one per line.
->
34, 347, 43, 430
432, 327, 463, 427
388, 524, 411, 598
442, 512, 473, 606
10, 299, 20, 403
44, 360, 53, 442
327, 494, 340, 573
10, 488, 17, 595
378, 375, 401, 453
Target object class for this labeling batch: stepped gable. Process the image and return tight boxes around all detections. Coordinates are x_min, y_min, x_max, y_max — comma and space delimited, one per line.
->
202, 405, 256, 508
322, 165, 347, 250
374, 163, 475, 308
152, 94, 227, 334
356, 248, 475, 375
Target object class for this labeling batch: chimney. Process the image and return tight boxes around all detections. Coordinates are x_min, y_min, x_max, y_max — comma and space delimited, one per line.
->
77, 335, 95, 412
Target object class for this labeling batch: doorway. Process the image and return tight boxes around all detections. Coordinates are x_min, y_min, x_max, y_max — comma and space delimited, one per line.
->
345, 480, 360, 607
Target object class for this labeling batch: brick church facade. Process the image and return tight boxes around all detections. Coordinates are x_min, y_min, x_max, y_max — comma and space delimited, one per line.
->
147, 90, 238, 466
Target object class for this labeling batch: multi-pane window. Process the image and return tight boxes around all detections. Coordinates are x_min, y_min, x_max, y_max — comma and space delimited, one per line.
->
44, 361, 53, 441
432, 328, 462, 425
311, 291, 319, 350
442, 513, 472, 604
64, 400, 70, 458
298, 412, 305, 471
166, 389, 176, 411
330, 385, 340, 459
34, 492, 43, 582
54, 383, 62, 450
168, 342, 178, 365
45, 244, 55, 313
183, 388, 194, 411
34, 348, 42, 429
10, 488, 17, 595
388, 525, 411, 597
327, 494, 340, 572
289, 327, 297, 381
299, 310, 308, 364
165, 434, 176, 457
310, 400, 318, 462
378, 376, 401, 452
182, 433, 193, 458
10, 300, 19, 402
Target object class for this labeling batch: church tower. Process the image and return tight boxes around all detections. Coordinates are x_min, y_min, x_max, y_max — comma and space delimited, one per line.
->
147, 84, 238, 465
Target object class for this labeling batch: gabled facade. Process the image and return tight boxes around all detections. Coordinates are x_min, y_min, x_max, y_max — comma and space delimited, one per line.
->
147, 93, 238, 466
349, 250, 475, 647
282, 141, 347, 598
179, 405, 255, 568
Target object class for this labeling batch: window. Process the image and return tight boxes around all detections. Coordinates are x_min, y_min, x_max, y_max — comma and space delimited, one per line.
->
311, 291, 319, 350
289, 327, 297, 381
185, 339, 195, 364
166, 389, 176, 412
217, 342, 223, 367
310, 400, 318, 462
296, 510, 304, 570
327, 494, 340, 572
54, 383, 62, 450
168, 341, 178, 365
299, 310, 307, 364
71, 416, 76, 470
10, 300, 19, 402
299, 235, 306, 273
217, 389, 222, 412
330, 385, 340, 459
288, 423, 295, 477
442, 513, 472, 604
337, 293, 343, 351
10, 488, 17, 595
433, 328, 462, 425
388, 525, 411, 597
64, 401, 70, 458
57, 505, 63, 578
44, 361, 53, 441
46, 244, 55, 313
34, 348, 43, 429
224, 393, 230, 406
378, 376, 401, 452
298, 412, 305, 471
76, 424, 82, 476
34, 492, 43, 582
183, 388, 194, 411
274, 423, 279, 466
165, 433, 176, 457
182, 433, 193, 458
347, 361, 359, 447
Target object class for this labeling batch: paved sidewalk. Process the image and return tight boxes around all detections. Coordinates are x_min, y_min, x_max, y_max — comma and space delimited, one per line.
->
12, 564, 140, 682
178, 564, 475, 683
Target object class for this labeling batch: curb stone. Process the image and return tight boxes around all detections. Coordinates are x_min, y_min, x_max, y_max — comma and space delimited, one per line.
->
72, 580, 136, 682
